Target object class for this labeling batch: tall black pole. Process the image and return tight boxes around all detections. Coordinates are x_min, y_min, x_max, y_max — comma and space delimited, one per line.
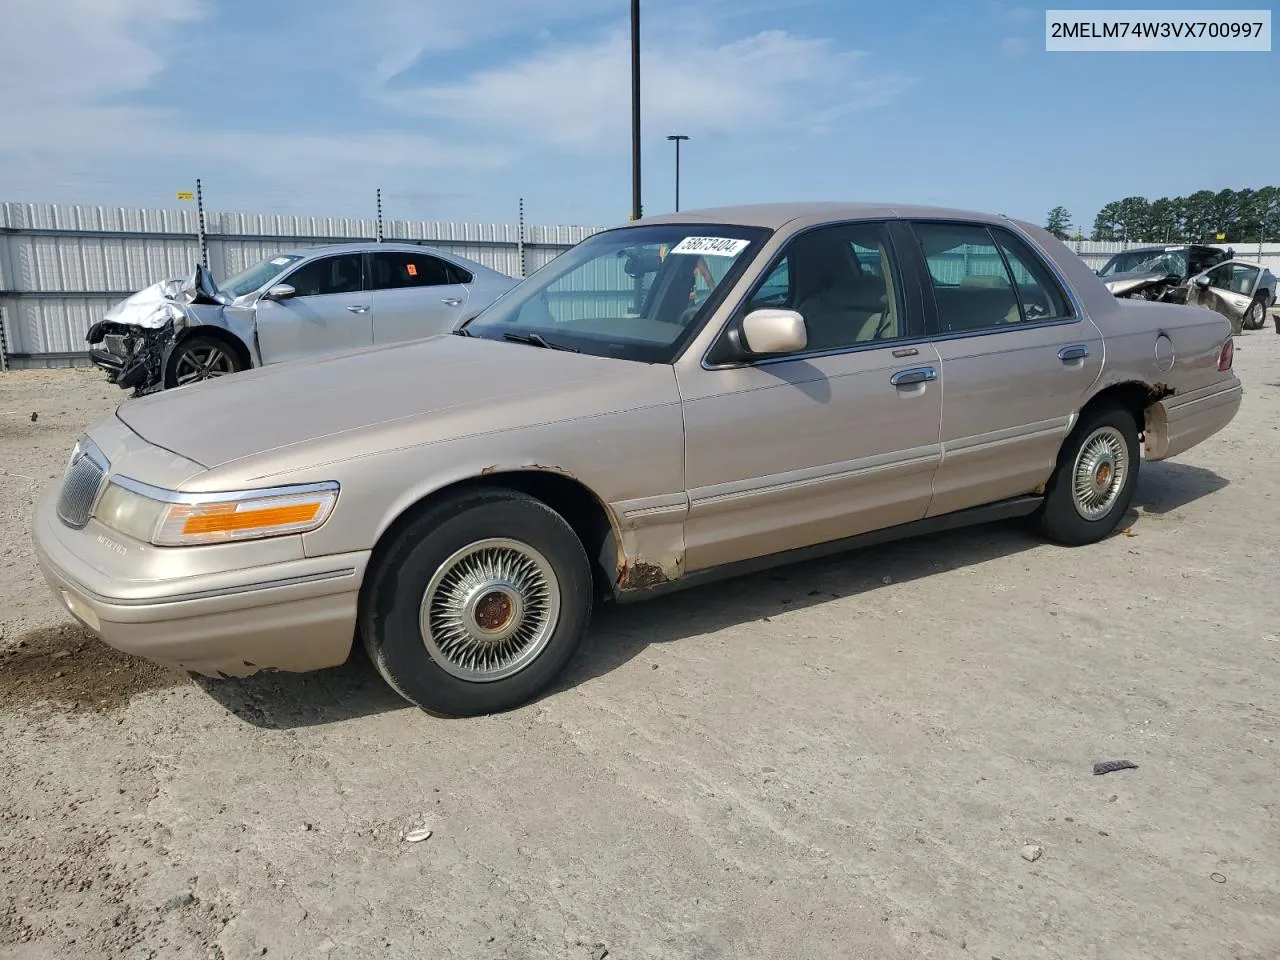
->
667, 135, 688, 212
630, 0, 642, 221
674, 138, 680, 212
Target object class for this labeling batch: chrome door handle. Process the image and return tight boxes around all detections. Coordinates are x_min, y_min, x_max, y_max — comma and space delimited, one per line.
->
890, 366, 938, 386
347, 304, 370, 314
441, 297, 463, 306
1058, 344, 1089, 362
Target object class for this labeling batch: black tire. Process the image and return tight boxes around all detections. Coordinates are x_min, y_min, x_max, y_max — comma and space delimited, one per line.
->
360, 489, 593, 717
1039, 403, 1141, 547
1243, 298, 1267, 331
164, 334, 245, 388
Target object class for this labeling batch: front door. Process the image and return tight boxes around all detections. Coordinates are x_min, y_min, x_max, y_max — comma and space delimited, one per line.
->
1188, 261, 1261, 328
904, 221, 1103, 517
368, 250, 471, 344
676, 220, 944, 572
255, 252, 373, 364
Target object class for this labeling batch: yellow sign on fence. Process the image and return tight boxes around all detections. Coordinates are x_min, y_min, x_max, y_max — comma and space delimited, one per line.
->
176, 191, 194, 201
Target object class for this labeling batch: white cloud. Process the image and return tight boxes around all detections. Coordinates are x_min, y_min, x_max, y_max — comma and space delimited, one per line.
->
380, 28, 914, 148
346, 0, 606, 83
0, 0, 204, 107
1001, 36, 1031, 58
0, 0, 507, 212
990, 2, 1037, 27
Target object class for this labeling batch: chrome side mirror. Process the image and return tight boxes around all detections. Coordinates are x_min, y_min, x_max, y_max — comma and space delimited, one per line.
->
1193, 275, 1212, 289
264, 283, 296, 301
741, 309, 808, 356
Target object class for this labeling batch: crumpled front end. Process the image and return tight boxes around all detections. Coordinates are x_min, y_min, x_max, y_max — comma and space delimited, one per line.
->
1103, 271, 1189, 304
86, 316, 180, 396
85, 264, 225, 396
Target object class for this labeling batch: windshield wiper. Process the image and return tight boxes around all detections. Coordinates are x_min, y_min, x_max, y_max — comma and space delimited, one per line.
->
501, 331, 579, 353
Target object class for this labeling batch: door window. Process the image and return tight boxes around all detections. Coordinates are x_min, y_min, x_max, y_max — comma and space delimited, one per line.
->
915, 223, 1069, 332
1224, 263, 1260, 295
747, 259, 792, 310
740, 222, 904, 351
283, 254, 364, 297
990, 228, 1071, 322
370, 252, 455, 289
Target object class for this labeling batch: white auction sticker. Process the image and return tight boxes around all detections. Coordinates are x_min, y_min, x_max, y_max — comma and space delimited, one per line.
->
670, 236, 750, 257
270, 257, 292, 265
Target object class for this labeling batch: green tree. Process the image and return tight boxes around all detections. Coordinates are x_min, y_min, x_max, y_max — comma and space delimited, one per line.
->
1147, 197, 1180, 242
1116, 196, 1151, 241
1091, 201, 1122, 241
1091, 185, 1280, 243
1180, 190, 1217, 241
1045, 206, 1073, 240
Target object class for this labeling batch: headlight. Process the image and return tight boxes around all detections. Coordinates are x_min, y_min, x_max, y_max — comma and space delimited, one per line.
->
94, 480, 338, 546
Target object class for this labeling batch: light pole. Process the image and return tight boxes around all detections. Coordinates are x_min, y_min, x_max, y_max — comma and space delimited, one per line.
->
666, 135, 689, 212
630, 0, 642, 221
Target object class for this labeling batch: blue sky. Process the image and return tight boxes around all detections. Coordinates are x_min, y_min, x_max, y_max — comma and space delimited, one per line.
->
0, 0, 1274, 233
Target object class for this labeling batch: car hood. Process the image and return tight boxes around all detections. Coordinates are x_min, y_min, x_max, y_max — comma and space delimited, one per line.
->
1101, 270, 1176, 296
114, 334, 677, 472
99, 264, 226, 330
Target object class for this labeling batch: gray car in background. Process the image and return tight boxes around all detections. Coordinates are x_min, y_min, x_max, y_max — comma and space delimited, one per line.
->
86, 242, 518, 395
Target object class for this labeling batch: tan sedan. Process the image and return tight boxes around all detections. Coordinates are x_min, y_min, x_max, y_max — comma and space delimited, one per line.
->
34, 203, 1243, 716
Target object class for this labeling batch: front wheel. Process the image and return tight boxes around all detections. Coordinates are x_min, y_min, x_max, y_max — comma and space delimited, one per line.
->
165, 335, 244, 387
1039, 404, 1140, 546
360, 489, 593, 717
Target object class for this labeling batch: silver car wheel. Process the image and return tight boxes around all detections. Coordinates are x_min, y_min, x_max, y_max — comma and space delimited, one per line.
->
419, 538, 561, 683
1244, 301, 1264, 330
1071, 425, 1129, 521
174, 344, 236, 385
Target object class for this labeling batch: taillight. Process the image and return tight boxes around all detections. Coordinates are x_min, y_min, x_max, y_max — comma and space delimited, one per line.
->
1218, 339, 1234, 372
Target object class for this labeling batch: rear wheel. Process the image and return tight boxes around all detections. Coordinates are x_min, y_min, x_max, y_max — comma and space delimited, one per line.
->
1039, 403, 1140, 546
360, 489, 593, 717
1243, 298, 1267, 331
165, 335, 244, 387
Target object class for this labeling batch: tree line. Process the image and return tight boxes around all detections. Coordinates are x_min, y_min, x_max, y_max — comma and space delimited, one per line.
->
1043, 187, 1280, 244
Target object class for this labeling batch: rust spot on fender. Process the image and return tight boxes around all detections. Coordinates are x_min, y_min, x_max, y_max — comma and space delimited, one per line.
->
617, 558, 678, 591
1032, 481, 1046, 496
1148, 383, 1174, 402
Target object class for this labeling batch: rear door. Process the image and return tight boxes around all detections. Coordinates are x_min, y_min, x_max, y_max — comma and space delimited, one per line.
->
368, 250, 470, 344
254, 252, 372, 364
904, 221, 1103, 517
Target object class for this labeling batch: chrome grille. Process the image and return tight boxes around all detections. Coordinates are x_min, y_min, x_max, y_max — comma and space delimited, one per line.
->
56, 444, 107, 529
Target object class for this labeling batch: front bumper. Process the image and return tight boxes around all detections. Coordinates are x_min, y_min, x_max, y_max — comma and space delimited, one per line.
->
33, 486, 369, 677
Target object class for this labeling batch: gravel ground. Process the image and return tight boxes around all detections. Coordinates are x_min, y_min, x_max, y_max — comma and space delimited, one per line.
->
1, 339, 1278, 960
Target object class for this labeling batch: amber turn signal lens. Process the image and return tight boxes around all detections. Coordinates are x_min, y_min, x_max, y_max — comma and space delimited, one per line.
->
181, 502, 322, 536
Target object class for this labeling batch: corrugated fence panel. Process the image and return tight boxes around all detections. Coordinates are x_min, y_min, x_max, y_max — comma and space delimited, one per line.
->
6, 200, 1277, 362
0, 201, 604, 358
4, 296, 114, 354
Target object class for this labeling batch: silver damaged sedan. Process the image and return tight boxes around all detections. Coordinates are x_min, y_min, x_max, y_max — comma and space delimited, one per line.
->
86, 242, 518, 395
36, 203, 1242, 716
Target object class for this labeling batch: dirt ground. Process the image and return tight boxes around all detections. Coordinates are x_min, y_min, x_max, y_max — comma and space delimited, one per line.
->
1, 336, 1278, 960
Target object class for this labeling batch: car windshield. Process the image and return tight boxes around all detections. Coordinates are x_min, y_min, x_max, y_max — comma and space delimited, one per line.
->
464, 224, 769, 362
219, 254, 303, 298
1099, 249, 1186, 278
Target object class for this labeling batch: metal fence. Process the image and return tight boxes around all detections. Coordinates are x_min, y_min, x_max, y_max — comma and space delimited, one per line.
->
0, 202, 600, 365
3, 201, 1279, 367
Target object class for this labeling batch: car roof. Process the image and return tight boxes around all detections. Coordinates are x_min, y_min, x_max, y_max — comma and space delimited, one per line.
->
635, 201, 1020, 230
280, 241, 473, 259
